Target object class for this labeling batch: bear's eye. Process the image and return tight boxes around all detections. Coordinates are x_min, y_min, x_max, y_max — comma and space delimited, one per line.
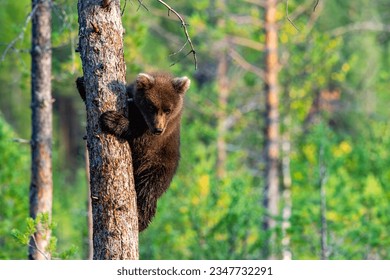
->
163, 108, 172, 114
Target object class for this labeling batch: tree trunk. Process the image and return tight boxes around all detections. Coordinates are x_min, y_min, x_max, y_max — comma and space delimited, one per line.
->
216, 0, 229, 180
319, 145, 328, 260
77, 0, 139, 260
281, 116, 292, 260
29, 0, 53, 260
216, 51, 228, 179
262, 0, 280, 259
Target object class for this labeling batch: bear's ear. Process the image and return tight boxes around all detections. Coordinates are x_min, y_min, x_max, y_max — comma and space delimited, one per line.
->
136, 73, 155, 90
172, 76, 191, 94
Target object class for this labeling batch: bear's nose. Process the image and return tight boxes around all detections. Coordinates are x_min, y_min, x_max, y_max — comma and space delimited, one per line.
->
153, 128, 163, 135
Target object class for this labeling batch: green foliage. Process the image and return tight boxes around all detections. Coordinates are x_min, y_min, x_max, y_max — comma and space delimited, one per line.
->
288, 119, 390, 259
0, 0, 32, 137
51, 167, 88, 259
11, 213, 78, 259
0, 116, 30, 259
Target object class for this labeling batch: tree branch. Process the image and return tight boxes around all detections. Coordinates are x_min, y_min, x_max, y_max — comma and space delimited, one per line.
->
154, 0, 197, 69
284, 0, 321, 31
1, 5, 38, 62
12, 138, 31, 144
228, 48, 265, 79
29, 234, 49, 260
228, 35, 265, 51
313, 0, 320, 12
330, 21, 390, 37
243, 0, 267, 7
136, 0, 149, 11
121, 0, 129, 15
286, 0, 299, 31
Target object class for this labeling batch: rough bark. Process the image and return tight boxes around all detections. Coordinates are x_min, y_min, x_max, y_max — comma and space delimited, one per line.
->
77, 0, 139, 260
29, 0, 53, 260
262, 0, 280, 259
85, 147, 93, 260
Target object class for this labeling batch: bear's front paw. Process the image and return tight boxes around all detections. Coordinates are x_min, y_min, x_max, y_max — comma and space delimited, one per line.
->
99, 111, 129, 138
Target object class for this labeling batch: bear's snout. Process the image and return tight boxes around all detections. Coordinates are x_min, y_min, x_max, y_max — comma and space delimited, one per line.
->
153, 127, 164, 135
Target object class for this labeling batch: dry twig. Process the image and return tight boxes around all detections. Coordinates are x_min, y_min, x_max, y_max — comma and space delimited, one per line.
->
136, 0, 149, 11
286, 0, 299, 31
313, 0, 320, 12
154, 0, 197, 69
121, 0, 130, 15
330, 21, 390, 37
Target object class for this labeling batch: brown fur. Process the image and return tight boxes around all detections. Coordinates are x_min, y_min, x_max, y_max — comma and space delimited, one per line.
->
76, 73, 190, 231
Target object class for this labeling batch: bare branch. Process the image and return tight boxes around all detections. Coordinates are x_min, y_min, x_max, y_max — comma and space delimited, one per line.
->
243, 0, 267, 7
228, 48, 265, 79
313, 0, 320, 12
231, 15, 263, 26
330, 21, 390, 37
136, 0, 149, 11
121, 0, 128, 15
169, 39, 188, 58
229, 35, 265, 51
305, 0, 323, 35
155, 0, 197, 70
284, 0, 322, 31
286, 0, 299, 31
30, 234, 49, 260
12, 138, 31, 144
1, 5, 37, 62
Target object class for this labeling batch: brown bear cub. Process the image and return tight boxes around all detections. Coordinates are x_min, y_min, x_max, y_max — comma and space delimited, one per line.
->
76, 73, 190, 231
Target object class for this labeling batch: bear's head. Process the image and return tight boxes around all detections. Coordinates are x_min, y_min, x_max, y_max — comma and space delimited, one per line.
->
134, 73, 190, 135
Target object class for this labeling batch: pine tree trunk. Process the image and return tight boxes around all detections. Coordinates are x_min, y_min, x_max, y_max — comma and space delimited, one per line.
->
29, 0, 53, 260
263, 0, 280, 259
77, 0, 139, 260
319, 145, 328, 260
216, 51, 228, 179
216, 0, 228, 180
281, 116, 292, 260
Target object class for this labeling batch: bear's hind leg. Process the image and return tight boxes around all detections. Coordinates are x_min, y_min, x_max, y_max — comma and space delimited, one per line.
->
137, 193, 157, 232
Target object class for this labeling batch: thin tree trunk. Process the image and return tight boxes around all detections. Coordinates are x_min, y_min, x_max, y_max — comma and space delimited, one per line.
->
319, 145, 328, 260
29, 0, 53, 260
281, 117, 292, 260
262, 0, 280, 259
216, 0, 228, 180
77, 0, 139, 260
216, 51, 229, 179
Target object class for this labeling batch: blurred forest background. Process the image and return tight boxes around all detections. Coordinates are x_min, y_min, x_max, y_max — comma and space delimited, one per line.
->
1, 0, 390, 260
